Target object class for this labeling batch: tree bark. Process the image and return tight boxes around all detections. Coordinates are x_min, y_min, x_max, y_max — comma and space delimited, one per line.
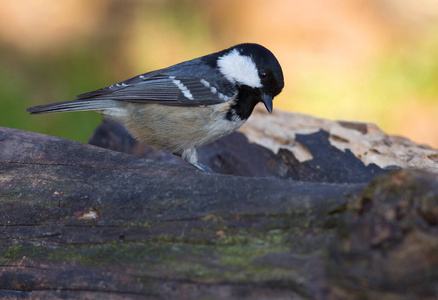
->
1, 127, 437, 299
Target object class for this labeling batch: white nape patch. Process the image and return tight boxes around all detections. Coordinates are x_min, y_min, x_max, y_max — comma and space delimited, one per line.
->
217, 48, 262, 88
169, 76, 194, 100
139, 75, 146, 79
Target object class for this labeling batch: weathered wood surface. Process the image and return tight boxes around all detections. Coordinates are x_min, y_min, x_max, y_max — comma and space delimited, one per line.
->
89, 119, 386, 182
1, 127, 438, 299
242, 107, 438, 174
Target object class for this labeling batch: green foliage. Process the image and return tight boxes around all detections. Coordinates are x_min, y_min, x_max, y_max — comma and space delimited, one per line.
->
0, 47, 112, 143
291, 35, 438, 129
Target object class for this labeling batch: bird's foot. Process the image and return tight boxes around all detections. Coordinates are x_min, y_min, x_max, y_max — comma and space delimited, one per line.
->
180, 148, 212, 172
191, 162, 212, 172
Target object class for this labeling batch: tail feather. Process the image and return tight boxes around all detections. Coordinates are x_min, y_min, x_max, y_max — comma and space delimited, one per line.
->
27, 100, 121, 114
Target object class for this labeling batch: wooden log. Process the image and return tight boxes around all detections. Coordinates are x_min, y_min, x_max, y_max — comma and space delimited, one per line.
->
1, 127, 437, 299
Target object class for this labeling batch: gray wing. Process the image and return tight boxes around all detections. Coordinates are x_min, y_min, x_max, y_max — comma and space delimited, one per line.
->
76, 69, 236, 106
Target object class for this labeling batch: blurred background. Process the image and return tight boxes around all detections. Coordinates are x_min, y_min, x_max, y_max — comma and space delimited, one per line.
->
1, 0, 438, 147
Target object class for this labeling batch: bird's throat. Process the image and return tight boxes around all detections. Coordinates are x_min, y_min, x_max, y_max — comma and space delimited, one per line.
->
226, 86, 261, 121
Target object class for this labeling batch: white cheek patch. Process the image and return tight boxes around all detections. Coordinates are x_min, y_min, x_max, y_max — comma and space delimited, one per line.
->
217, 48, 262, 88
169, 76, 194, 100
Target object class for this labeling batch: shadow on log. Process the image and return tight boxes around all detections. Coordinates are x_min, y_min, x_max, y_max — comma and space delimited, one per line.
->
89, 119, 386, 182
1, 126, 438, 299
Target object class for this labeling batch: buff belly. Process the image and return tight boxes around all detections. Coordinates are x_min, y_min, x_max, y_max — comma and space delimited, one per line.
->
107, 102, 245, 155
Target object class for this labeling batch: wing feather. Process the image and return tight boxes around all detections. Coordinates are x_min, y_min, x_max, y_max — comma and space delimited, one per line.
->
75, 71, 236, 106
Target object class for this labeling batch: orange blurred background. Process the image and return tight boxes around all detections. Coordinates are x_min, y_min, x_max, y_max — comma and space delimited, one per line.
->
1, 0, 438, 147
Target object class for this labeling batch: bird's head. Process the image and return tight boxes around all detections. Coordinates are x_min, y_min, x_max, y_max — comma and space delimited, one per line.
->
216, 43, 284, 114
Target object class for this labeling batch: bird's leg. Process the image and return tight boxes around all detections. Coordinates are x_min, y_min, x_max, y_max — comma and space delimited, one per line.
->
180, 148, 212, 171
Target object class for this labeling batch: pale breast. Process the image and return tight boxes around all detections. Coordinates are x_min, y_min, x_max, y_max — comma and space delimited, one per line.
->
118, 102, 245, 154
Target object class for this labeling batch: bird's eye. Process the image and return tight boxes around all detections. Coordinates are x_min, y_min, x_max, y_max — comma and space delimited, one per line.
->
258, 69, 268, 79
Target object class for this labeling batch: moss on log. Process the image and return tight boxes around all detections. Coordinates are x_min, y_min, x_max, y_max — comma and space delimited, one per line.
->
1, 127, 437, 299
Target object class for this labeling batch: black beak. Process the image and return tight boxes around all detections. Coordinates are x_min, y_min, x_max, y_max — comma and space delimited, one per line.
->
261, 93, 273, 114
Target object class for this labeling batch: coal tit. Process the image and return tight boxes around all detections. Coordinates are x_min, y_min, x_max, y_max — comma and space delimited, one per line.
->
27, 43, 284, 171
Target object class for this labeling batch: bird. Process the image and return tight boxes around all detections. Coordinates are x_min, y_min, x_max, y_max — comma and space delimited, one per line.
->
27, 43, 284, 171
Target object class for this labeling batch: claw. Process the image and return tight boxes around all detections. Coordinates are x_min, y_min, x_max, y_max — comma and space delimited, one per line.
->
180, 148, 212, 172
192, 162, 212, 172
